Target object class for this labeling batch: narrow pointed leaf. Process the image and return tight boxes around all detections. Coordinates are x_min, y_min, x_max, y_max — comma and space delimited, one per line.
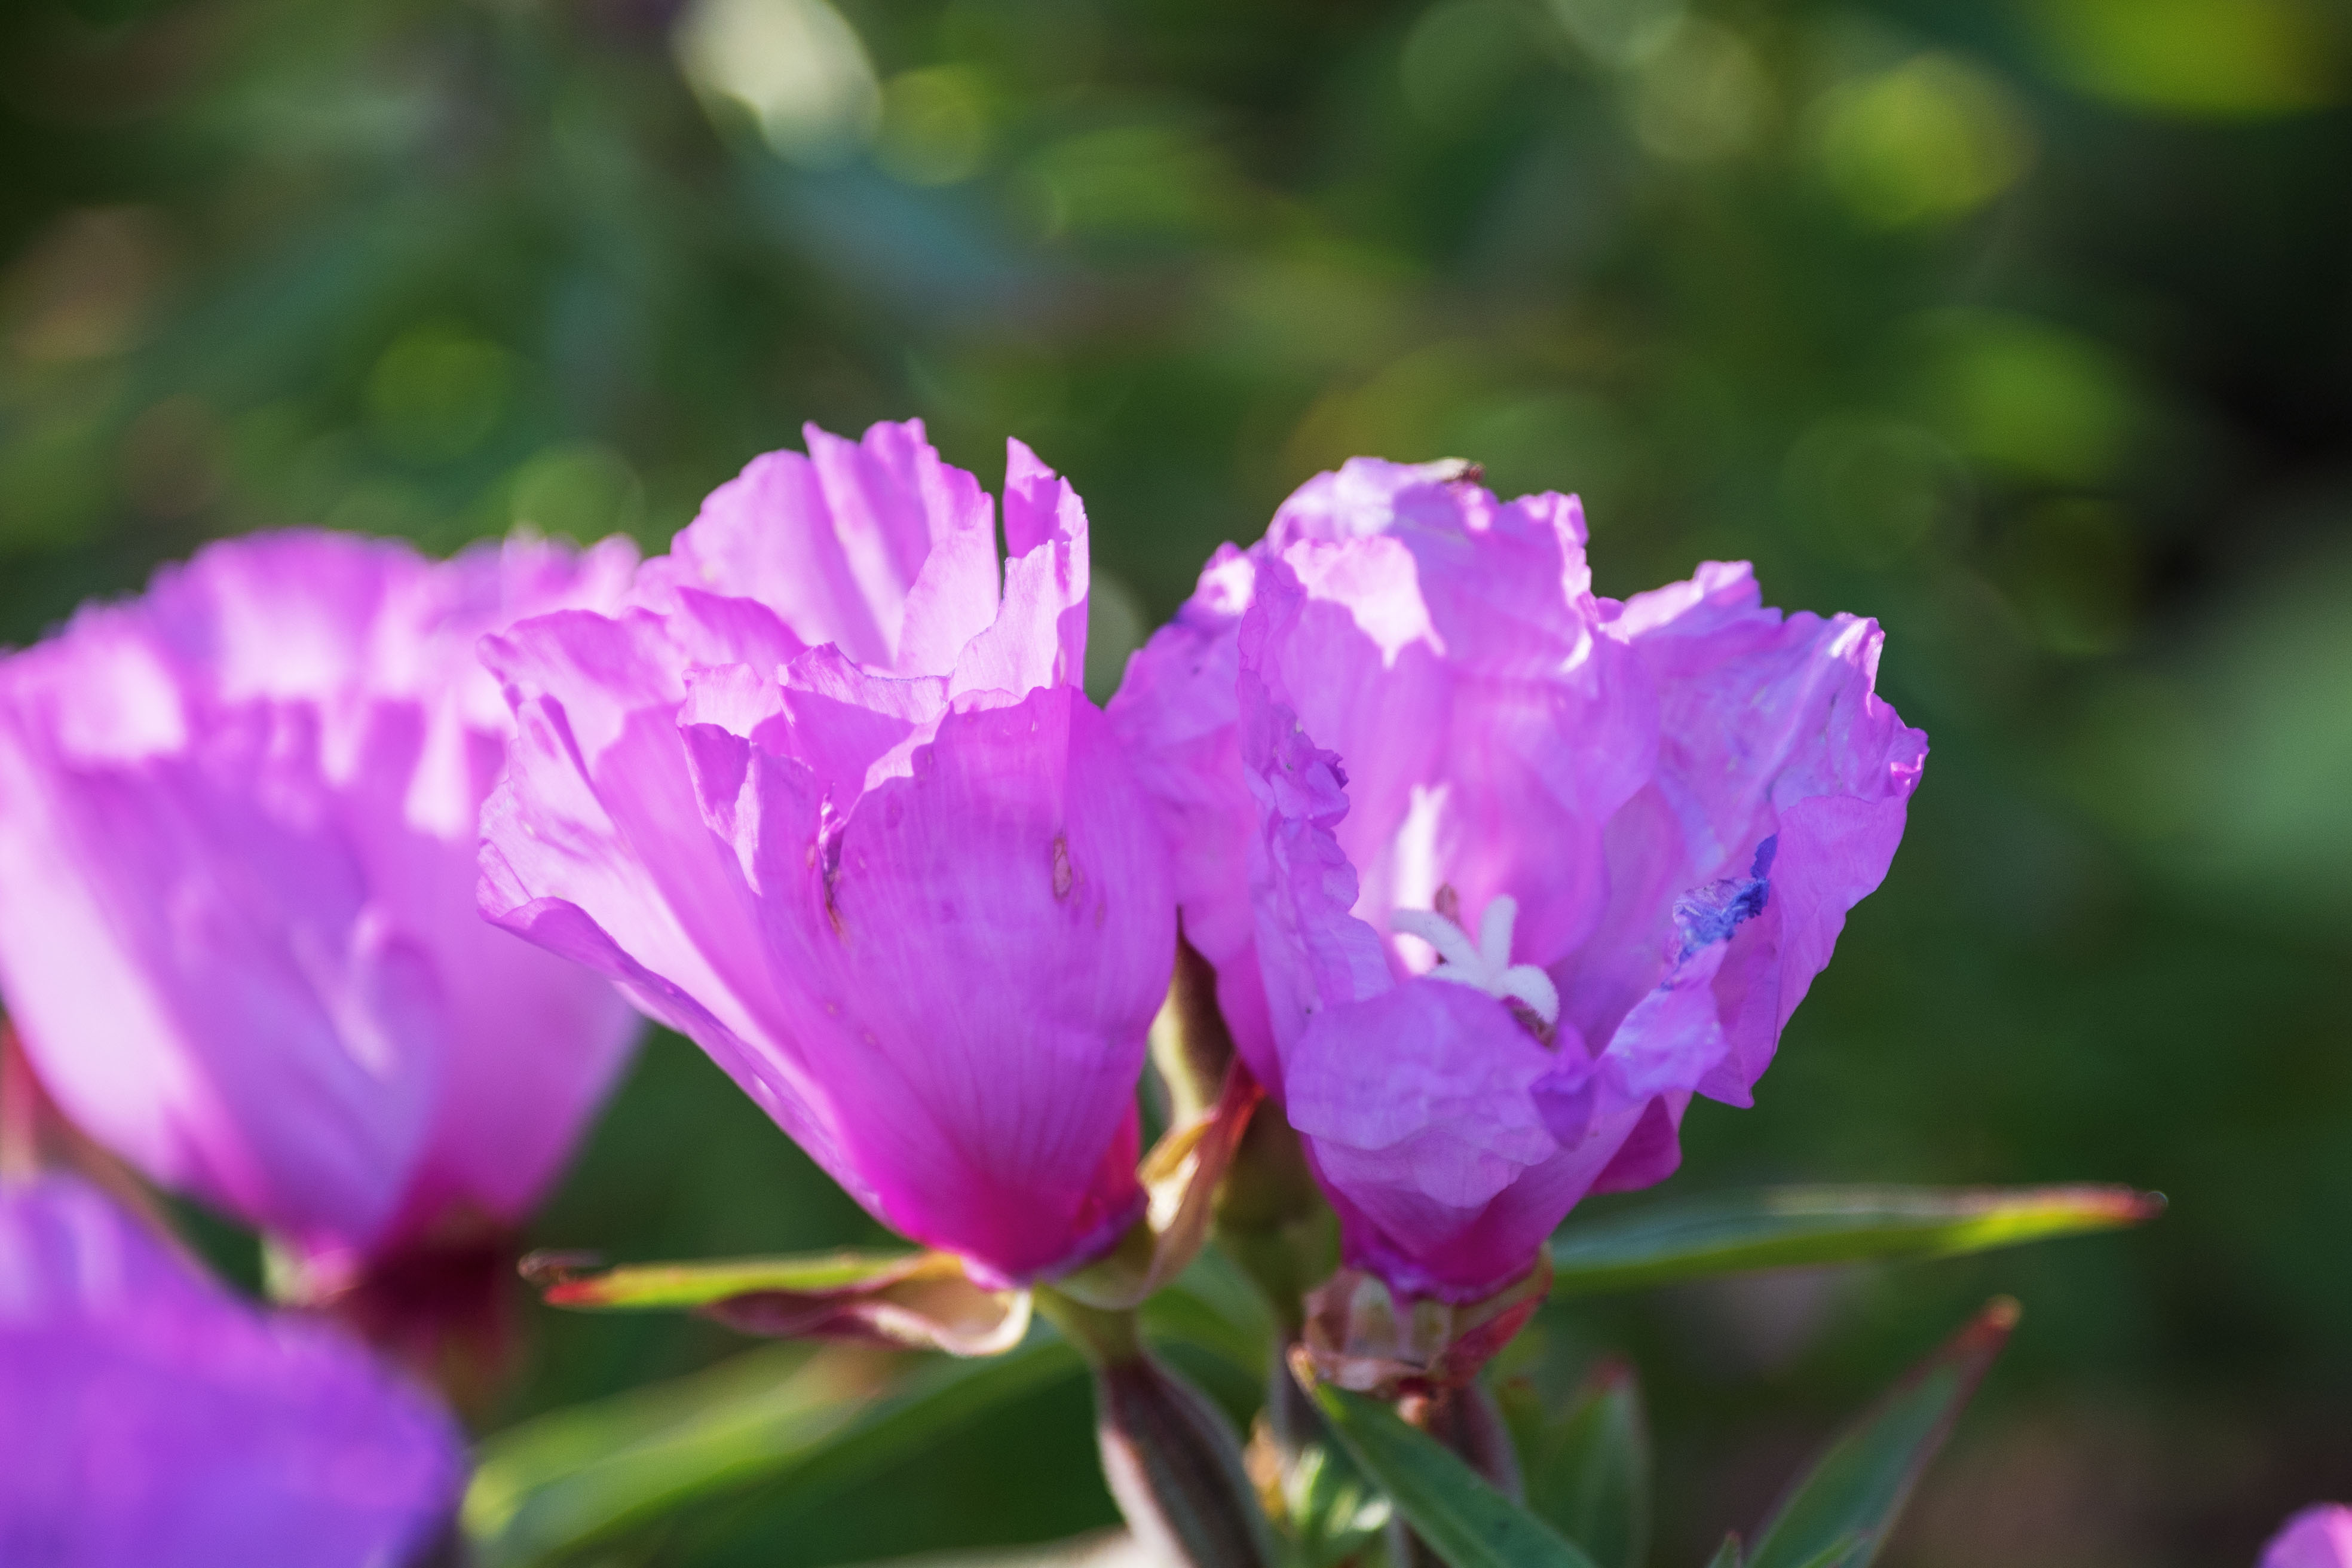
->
523, 1247, 942, 1309
837, 1532, 1153, 1566
1705, 1537, 1743, 1568
465, 1333, 1079, 1566
520, 1247, 1030, 1355
1549, 1185, 2161, 1297
1788, 1542, 1866, 1568
1744, 1299, 2018, 1568
1500, 1359, 1650, 1568
1293, 1352, 1602, 1568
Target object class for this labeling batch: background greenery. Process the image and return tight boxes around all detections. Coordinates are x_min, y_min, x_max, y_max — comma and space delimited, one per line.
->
2, 0, 2346, 1561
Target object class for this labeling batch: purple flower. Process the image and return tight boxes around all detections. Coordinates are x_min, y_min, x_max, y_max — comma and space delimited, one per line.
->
0, 532, 645, 1269
2265, 1508, 2352, 1568
1110, 459, 1925, 1301
478, 420, 1173, 1286
0, 1175, 466, 1566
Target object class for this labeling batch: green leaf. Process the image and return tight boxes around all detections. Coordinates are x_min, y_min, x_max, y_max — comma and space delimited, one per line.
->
521, 1246, 939, 1309
835, 1532, 1148, 1566
1296, 1360, 1603, 1568
1549, 1184, 2161, 1296
465, 1333, 1080, 1566
1502, 1358, 1650, 1568
520, 1247, 1031, 1355
1787, 1542, 1866, 1568
1744, 1298, 2018, 1568
1704, 1537, 1744, 1568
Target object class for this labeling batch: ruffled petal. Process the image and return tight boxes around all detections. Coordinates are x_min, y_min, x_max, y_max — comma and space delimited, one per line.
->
1105, 544, 1270, 1074
481, 432, 1170, 1283
1113, 460, 1927, 1300
950, 440, 1089, 703
1288, 982, 1598, 1301
1566, 563, 1927, 1104
647, 419, 995, 677
476, 608, 860, 1198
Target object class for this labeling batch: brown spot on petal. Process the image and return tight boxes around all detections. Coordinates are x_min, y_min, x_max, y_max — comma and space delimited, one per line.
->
1052, 834, 1074, 899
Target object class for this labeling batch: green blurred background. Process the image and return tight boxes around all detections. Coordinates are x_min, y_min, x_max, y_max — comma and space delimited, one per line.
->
2, 0, 2347, 1561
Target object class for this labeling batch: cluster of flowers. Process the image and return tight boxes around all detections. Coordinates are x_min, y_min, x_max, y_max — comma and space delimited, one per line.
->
0, 421, 2333, 1564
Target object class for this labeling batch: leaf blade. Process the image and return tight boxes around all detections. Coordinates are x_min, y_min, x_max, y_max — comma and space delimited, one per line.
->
466, 1333, 1080, 1566
525, 1247, 945, 1310
1549, 1184, 2160, 1297
1743, 1298, 2018, 1568
1503, 1358, 1650, 1568
1295, 1357, 1602, 1568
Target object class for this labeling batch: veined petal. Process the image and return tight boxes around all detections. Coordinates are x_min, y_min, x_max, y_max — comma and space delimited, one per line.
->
0, 530, 642, 1258
745, 687, 1166, 1281
482, 427, 1170, 1284
1110, 459, 1925, 1303
1288, 983, 1643, 1303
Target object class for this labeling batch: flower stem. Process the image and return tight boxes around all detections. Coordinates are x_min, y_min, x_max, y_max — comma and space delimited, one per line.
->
1034, 1287, 1278, 1567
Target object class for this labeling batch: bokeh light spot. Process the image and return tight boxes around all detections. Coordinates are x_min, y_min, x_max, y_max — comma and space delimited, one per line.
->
1811, 54, 2036, 228
364, 325, 516, 465
1632, 20, 1770, 162
673, 0, 880, 165
876, 67, 994, 186
2023, 0, 2343, 117
1909, 310, 2138, 486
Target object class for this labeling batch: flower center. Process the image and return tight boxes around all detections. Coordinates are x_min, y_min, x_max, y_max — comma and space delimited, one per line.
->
1391, 892, 1560, 1028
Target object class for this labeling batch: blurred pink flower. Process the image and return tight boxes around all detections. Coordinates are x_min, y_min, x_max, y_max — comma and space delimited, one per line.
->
0, 1174, 464, 1564
1110, 459, 1925, 1301
2265, 1507, 2352, 1568
479, 420, 1172, 1285
0, 531, 644, 1267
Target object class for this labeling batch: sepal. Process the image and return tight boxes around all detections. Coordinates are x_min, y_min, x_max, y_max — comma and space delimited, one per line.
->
1055, 1064, 1263, 1312
1300, 1255, 1553, 1396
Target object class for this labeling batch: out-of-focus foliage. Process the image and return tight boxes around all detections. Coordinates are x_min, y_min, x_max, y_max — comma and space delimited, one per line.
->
1, 0, 2345, 1563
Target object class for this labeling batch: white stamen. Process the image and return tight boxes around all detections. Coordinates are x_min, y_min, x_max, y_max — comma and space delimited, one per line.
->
1392, 894, 1560, 1027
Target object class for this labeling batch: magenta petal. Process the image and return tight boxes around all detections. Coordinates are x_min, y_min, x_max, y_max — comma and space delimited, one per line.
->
1287, 982, 1646, 1303
1110, 459, 1927, 1300
477, 611, 858, 1192
482, 430, 1171, 1283
950, 440, 1090, 703
1565, 562, 1927, 1123
1234, 647, 1393, 1071
1107, 544, 1270, 1075
2264, 1508, 2352, 1568
650, 418, 996, 677
0, 1177, 464, 1566
0, 531, 641, 1259
755, 687, 1166, 1279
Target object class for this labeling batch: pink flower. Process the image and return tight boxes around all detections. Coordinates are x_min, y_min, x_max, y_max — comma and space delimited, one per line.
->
0, 532, 644, 1267
478, 420, 1172, 1285
0, 1175, 466, 1564
2264, 1507, 2352, 1568
1110, 459, 1925, 1301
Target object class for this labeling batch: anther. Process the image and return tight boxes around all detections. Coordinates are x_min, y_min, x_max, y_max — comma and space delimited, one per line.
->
1391, 893, 1560, 1027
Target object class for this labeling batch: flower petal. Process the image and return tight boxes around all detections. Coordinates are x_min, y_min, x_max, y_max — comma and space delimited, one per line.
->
0, 1177, 466, 1564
